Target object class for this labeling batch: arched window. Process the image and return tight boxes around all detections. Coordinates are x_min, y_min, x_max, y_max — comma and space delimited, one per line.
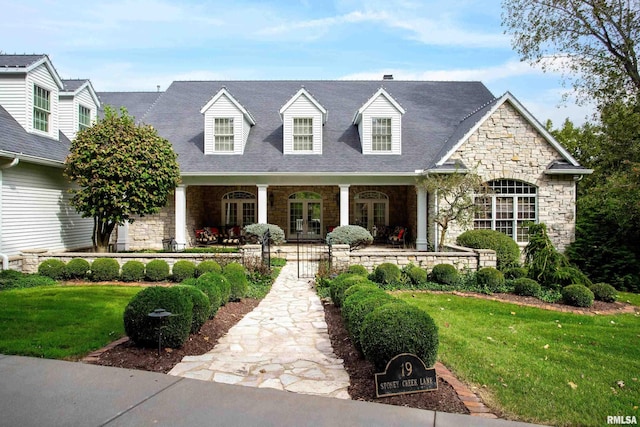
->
354, 191, 389, 232
474, 180, 537, 243
222, 191, 256, 226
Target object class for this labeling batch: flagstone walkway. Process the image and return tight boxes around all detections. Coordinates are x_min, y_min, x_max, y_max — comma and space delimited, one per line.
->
168, 262, 350, 399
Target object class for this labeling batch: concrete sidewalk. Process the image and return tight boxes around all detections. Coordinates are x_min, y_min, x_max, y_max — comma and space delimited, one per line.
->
0, 355, 545, 427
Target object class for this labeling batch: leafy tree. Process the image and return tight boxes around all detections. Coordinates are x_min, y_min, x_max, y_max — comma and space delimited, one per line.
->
65, 107, 180, 252
417, 172, 487, 251
502, 0, 640, 106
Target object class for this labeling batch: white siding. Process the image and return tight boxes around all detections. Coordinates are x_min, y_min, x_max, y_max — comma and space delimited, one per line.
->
0, 163, 93, 256
360, 96, 402, 155
282, 95, 323, 155
0, 75, 28, 129
26, 63, 59, 139
203, 94, 246, 155
59, 87, 99, 140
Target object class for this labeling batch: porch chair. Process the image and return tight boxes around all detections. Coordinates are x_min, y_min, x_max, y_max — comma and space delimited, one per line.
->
222, 226, 246, 247
387, 226, 407, 248
194, 227, 220, 245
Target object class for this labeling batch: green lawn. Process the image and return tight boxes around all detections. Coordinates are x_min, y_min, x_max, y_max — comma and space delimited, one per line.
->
0, 286, 142, 359
619, 291, 640, 307
398, 292, 640, 427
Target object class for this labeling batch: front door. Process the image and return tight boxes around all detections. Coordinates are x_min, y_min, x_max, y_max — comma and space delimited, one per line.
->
288, 192, 322, 240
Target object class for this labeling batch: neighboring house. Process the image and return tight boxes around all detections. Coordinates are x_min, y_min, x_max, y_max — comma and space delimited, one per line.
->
0, 54, 97, 259
99, 79, 591, 252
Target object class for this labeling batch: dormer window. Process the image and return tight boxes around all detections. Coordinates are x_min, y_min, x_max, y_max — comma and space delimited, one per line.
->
293, 118, 313, 151
33, 85, 50, 132
372, 118, 392, 151
215, 118, 234, 151
78, 105, 91, 131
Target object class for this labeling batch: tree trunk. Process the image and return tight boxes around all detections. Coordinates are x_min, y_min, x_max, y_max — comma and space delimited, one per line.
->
438, 224, 448, 252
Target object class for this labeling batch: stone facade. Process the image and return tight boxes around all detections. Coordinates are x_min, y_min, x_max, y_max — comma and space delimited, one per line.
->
444, 102, 577, 252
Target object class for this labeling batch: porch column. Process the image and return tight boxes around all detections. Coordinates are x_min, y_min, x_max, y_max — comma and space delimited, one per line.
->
257, 184, 268, 224
339, 185, 350, 226
175, 185, 187, 250
416, 186, 429, 251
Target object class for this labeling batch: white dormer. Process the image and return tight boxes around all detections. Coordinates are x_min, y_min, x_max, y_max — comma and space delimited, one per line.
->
200, 88, 255, 155
59, 79, 100, 140
0, 55, 64, 140
353, 87, 405, 155
279, 87, 327, 155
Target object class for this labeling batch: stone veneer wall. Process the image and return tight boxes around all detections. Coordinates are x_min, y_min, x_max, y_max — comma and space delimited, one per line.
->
444, 102, 577, 252
124, 191, 176, 251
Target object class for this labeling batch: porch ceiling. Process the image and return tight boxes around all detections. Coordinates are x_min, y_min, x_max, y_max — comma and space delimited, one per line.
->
180, 173, 420, 186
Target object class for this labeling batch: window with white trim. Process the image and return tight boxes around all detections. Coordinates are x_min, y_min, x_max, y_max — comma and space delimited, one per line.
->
79, 105, 91, 131
215, 118, 234, 151
371, 118, 392, 151
222, 191, 255, 226
474, 179, 537, 243
293, 118, 313, 151
33, 85, 50, 132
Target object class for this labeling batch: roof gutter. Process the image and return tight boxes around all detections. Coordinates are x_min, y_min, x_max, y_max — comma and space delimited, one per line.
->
0, 151, 64, 168
0, 157, 19, 169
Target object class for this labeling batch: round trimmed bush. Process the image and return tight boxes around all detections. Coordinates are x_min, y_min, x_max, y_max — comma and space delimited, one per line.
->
198, 272, 231, 306
589, 282, 617, 303
175, 285, 210, 333
457, 229, 521, 270
38, 259, 66, 280
145, 260, 170, 282
243, 223, 286, 244
371, 263, 401, 285
330, 273, 371, 307
223, 262, 248, 301
121, 260, 145, 282
429, 264, 459, 285
190, 274, 222, 317
172, 260, 196, 282
562, 284, 594, 307
196, 260, 222, 276
91, 258, 120, 281
342, 282, 381, 301
65, 258, 90, 279
513, 278, 541, 297
342, 291, 395, 350
347, 264, 369, 276
123, 286, 193, 348
504, 267, 528, 280
476, 267, 505, 293
326, 225, 373, 249
360, 302, 439, 371
405, 265, 427, 285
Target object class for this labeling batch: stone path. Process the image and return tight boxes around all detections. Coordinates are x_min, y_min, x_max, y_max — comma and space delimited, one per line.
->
168, 262, 350, 399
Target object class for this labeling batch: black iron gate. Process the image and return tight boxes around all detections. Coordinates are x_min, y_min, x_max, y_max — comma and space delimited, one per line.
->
296, 236, 331, 279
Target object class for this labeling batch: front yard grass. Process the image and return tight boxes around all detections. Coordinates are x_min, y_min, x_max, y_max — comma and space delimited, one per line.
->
398, 292, 640, 427
0, 286, 143, 359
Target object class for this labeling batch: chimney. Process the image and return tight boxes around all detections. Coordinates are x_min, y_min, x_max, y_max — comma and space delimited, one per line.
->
157, 85, 160, 92
383, 74, 394, 80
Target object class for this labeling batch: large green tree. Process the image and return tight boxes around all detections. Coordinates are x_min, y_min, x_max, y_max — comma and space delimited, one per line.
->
65, 107, 181, 252
502, 0, 640, 106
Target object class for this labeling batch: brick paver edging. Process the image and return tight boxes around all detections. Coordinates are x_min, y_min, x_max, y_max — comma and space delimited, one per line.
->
435, 361, 498, 418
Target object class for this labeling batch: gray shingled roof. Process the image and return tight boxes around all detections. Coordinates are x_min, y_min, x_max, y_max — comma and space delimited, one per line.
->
0, 106, 71, 163
62, 79, 88, 92
0, 54, 46, 69
97, 92, 163, 122
134, 80, 496, 174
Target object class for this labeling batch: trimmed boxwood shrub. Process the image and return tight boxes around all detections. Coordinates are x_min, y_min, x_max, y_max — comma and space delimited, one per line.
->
504, 267, 528, 280
513, 278, 541, 297
196, 260, 222, 277
91, 258, 120, 281
429, 264, 459, 285
476, 267, 506, 293
342, 291, 395, 350
243, 223, 286, 244
198, 272, 231, 306
188, 274, 221, 318
175, 285, 210, 333
405, 265, 427, 285
65, 258, 90, 279
589, 282, 617, 303
326, 225, 373, 249
38, 259, 66, 280
342, 282, 381, 301
172, 260, 196, 282
223, 262, 248, 301
330, 273, 370, 307
123, 286, 193, 348
145, 260, 170, 282
457, 229, 521, 270
360, 302, 439, 371
120, 260, 145, 282
347, 264, 369, 276
370, 263, 401, 285
562, 284, 594, 307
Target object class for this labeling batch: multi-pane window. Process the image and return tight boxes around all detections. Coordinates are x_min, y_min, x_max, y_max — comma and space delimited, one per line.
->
215, 118, 234, 151
78, 105, 91, 131
371, 118, 392, 151
222, 191, 255, 226
354, 191, 389, 233
293, 118, 313, 150
33, 85, 50, 132
474, 180, 537, 243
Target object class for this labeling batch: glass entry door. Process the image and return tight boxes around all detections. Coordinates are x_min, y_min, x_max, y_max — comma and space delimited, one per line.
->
289, 192, 322, 240
354, 191, 388, 235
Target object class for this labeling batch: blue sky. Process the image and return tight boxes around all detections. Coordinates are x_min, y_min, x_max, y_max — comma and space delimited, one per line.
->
2, 0, 593, 126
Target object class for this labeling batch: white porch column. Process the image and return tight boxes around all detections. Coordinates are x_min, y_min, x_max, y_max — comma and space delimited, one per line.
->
116, 221, 130, 251
257, 184, 268, 224
175, 185, 187, 250
339, 185, 350, 226
416, 186, 429, 251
